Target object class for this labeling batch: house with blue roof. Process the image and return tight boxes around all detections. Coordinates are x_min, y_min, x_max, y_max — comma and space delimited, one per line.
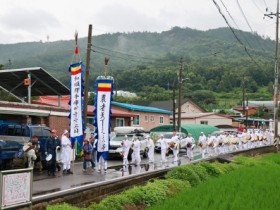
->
111, 101, 172, 131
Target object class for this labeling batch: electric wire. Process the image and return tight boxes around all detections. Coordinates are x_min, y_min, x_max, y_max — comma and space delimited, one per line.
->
236, 0, 254, 32
92, 44, 154, 61
212, 0, 262, 68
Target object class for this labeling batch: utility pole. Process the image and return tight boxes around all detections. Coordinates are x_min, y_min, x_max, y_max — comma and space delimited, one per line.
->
242, 74, 246, 127
246, 96, 248, 129
265, 0, 279, 152
177, 57, 183, 133
173, 82, 176, 131
83, 24, 92, 125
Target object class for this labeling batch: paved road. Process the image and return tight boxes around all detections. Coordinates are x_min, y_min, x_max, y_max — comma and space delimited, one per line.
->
32, 149, 201, 196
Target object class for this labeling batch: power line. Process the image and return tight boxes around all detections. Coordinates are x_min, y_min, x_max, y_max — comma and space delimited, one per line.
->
92, 44, 154, 61
91, 49, 152, 63
251, 0, 265, 14
212, 0, 262, 68
220, 0, 240, 30
236, 0, 254, 32
220, 0, 252, 48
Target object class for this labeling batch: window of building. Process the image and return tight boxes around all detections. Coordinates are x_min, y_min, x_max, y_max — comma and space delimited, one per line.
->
200, 121, 208, 125
116, 118, 125, 127
145, 115, 149, 122
133, 115, 140, 125
159, 116, 164, 124
150, 116, 155, 122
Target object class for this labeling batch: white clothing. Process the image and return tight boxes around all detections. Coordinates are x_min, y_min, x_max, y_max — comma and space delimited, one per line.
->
160, 137, 168, 162
122, 139, 130, 165
198, 134, 207, 158
61, 135, 72, 170
147, 138, 154, 163
186, 136, 195, 160
23, 145, 37, 168
131, 139, 141, 165
171, 135, 179, 162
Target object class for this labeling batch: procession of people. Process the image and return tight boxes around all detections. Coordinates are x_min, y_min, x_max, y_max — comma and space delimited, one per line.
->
17, 126, 275, 178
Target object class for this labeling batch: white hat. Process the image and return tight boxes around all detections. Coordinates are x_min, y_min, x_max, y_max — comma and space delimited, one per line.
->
63, 130, 68, 135
146, 135, 150, 138
160, 134, 164, 137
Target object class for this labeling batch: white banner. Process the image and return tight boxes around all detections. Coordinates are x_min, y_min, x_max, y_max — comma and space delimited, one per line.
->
96, 84, 112, 152
70, 64, 83, 138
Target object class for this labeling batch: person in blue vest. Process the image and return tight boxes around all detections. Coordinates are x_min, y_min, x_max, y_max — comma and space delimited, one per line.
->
45, 129, 61, 176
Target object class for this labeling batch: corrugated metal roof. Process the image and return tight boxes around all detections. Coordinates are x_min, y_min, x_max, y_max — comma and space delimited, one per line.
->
150, 124, 219, 141
0, 67, 70, 97
112, 101, 172, 115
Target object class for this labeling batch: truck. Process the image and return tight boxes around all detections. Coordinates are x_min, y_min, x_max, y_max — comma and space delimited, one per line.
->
0, 123, 51, 170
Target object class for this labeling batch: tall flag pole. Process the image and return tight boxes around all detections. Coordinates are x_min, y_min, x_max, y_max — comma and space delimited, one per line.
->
94, 57, 114, 173
69, 31, 85, 159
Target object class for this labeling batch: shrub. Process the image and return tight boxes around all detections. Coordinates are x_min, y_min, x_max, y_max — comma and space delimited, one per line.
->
90, 193, 133, 210
152, 179, 191, 196
199, 162, 224, 177
187, 164, 209, 181
123, 182, 167, 207
47, 203, 81, 210
165, 165, 201, 186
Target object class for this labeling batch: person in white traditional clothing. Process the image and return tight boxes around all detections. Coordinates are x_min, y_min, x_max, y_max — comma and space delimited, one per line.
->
61, 130, 72, 174
146, 135, 155, 163
121, 135, 130, 166
269, 130, 274, 145
198, 132, 207, 158
159, 134, 168, 163
23, 142, 37, 168
170, 131, 179, 162
131, 136, 141, 165
207, 134, 215, 156
237, 131, 243, 150
185, 133, 195, 161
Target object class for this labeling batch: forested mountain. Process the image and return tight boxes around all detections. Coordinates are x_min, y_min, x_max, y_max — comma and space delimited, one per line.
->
0, 27, 276, 110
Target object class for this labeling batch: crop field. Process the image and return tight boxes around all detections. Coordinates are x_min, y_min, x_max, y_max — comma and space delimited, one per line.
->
149, 154, 280, 210
47, 154, 280, 210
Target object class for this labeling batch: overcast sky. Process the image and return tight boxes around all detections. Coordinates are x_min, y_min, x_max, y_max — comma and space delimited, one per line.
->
0, 0, 276, 44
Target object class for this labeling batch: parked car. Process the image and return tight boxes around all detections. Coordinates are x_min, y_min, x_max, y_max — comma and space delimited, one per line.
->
0, 123, 51, 170
154, 132, 188, 153
109, 132, 148, 159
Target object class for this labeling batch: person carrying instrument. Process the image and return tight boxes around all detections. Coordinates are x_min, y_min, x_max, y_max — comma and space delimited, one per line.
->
185, 133, 195, 161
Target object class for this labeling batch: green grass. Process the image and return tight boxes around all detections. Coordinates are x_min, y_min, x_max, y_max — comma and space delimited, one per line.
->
47, 154, 280, 210
149, 161, 280, 210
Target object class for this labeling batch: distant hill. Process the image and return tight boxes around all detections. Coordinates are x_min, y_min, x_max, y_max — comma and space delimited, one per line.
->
0, 27, 276, 97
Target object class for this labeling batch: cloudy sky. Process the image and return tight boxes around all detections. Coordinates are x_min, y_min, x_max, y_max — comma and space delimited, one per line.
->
0, 0, 276, 44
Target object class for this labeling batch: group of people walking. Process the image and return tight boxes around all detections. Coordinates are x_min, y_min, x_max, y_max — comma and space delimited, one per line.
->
195, 128, 275, 160
120, 128, 275, 167
21, 127, 274, 177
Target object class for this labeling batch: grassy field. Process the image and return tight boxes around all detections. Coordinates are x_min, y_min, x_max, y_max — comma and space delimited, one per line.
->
149, 154, 280, 210
47, 154, 280, 210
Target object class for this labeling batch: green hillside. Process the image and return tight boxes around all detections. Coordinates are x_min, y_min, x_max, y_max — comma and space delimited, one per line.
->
0, 27, 276, 110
